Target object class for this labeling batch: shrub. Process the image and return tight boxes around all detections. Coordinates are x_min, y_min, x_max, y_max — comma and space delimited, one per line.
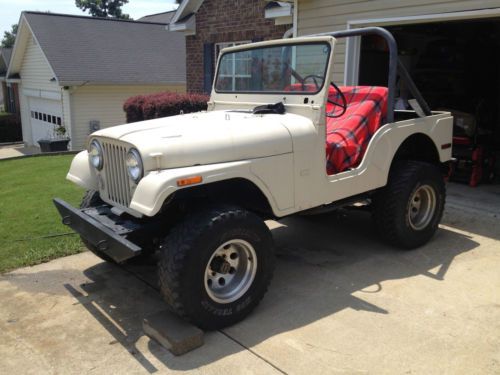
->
123, 92, 209, 123
0, 114, 22, 143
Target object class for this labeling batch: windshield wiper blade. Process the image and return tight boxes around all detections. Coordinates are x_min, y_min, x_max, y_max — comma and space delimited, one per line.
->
252, 102, 286, 115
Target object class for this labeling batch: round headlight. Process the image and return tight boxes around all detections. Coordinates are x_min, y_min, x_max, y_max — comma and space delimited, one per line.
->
89, 140, 103, 170
126, 148, 143, 183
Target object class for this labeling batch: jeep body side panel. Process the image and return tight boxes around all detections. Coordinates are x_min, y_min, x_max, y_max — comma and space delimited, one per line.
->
292, 112, 453, 211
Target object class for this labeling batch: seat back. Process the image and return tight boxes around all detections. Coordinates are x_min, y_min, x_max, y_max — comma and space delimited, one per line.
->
326, 86, 388, 175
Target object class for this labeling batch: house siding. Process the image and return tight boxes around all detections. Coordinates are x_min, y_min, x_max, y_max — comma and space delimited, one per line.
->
19, 34, 59, 93
70, 84, 185, 150
186, 0, 290, 93
297, 0, 500, 81
18, 33, 61, 145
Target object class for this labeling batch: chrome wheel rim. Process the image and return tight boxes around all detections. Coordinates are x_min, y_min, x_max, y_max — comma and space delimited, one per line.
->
204, 239, 257, 304
408, 184, 437, 230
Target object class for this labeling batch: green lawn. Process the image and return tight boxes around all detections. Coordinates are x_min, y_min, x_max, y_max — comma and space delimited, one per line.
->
0, 155, 85, 273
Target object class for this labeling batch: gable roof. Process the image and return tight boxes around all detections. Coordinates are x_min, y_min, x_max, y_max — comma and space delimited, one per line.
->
8, 11, 186, 86
138, 10, 176, 24
0, 48, 12, 75
168, 0, 293, 34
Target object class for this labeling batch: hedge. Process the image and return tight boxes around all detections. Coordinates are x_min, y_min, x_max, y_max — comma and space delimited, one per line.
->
0, 114, 22, 143
123, 92, 209, 123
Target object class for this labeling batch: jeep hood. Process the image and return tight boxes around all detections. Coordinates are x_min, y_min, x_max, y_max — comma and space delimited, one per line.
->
92, 110, 295, 170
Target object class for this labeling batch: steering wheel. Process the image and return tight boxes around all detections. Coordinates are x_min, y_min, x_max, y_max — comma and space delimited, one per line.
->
326, 81, 347, 118
302, 74, 324, 91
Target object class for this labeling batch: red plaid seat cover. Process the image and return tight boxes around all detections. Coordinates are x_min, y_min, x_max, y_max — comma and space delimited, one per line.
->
326, 86, 388, 175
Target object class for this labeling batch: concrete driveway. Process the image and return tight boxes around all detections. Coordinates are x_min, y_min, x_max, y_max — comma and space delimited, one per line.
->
0, 144, 40, 159
1, 191, 499, 374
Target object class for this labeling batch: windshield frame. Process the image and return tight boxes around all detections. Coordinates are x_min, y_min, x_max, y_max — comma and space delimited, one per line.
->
213, 41, 332, 96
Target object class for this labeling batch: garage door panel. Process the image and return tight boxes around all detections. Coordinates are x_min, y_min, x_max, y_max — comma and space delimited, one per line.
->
29, 97, 63, 145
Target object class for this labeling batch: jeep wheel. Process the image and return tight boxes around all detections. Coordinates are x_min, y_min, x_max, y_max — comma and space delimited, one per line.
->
158, 206, 275, 330
79, 190, 116, 263
372, 161, 445, 249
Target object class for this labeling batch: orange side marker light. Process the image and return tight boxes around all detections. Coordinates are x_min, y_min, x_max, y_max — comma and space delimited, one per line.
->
177, 175, 203, 187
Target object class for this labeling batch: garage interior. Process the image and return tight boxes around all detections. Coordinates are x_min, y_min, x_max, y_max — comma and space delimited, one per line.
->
358, 18, 500, 188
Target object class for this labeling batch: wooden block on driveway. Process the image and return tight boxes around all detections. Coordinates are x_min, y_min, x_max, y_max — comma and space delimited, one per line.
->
143, 310, 204, 356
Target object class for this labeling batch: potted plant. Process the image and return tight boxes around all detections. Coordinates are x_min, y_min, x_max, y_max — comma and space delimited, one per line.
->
38, 123, 70, 152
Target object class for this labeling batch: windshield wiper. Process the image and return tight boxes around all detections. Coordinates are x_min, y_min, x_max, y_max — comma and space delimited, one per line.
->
252, 102, 286, 115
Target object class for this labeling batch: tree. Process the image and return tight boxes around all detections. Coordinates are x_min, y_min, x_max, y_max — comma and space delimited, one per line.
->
1, 24, 18, 48
75, 0, 131, 19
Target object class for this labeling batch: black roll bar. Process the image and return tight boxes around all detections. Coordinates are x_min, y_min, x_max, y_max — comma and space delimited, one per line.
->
310, 27, 432, 123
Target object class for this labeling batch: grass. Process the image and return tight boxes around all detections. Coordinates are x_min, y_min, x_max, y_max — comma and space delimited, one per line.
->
0, 155, 85, 273
0, 111, 10, 117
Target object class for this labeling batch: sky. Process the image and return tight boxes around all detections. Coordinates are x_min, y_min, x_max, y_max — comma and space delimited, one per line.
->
0, 0, 178, 37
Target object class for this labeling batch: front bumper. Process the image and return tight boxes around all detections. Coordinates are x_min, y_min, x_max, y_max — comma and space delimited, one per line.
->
53, 198, 142, 263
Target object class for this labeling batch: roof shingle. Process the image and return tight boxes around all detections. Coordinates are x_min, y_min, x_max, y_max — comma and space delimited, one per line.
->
138, 11, 176, 24
23, 12, 185, 85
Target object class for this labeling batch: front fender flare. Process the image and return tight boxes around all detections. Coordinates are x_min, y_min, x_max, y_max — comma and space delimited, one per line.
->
66, 150, 98, 191
129, 160, 286, 217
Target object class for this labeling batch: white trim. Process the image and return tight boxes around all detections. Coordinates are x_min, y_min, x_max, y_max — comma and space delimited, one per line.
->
350, 7, 500, 28
6, 13, 59, 84
61, 88, 73, 150
170, 0, 203, 28
168, 13, 196, 35
343, 28, 361, 85
265, 4, 293, 19
22, 88, 61, 100
344, 7, 500, 85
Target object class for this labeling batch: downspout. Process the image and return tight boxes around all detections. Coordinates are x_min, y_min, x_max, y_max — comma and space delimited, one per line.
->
283, 28, 293, 38
283, 0, 297, 38
293, 0, 298, 37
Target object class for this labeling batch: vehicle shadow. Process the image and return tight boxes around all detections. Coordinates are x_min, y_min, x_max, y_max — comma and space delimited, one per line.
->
64, 208, 479, 372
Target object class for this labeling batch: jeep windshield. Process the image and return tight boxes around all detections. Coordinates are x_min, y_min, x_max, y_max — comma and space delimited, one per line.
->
214, 42, 331, 94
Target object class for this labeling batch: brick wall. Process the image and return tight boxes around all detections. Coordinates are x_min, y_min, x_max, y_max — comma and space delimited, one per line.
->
186, 0, 290, 93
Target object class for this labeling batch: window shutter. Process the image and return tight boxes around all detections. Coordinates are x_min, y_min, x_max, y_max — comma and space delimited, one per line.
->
203, 42, 215, 94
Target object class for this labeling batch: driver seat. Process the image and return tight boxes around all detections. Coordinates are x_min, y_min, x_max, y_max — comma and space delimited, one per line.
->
326, 86, 388, 175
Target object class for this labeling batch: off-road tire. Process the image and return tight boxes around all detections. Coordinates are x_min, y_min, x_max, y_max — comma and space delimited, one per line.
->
158, 206, 275, 330
372, 161, 445, 249
79, 190, 116, 263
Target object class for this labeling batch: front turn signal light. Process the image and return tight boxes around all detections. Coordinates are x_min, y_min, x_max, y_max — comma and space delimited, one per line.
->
177, 175, 203, 187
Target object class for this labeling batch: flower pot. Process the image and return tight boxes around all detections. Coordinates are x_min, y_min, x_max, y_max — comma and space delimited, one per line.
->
38, 139, 70, 152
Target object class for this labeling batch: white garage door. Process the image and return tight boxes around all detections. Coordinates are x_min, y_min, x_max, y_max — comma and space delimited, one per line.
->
28, 97, 63, 145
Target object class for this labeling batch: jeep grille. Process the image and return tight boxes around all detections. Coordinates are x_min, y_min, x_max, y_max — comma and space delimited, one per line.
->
101, 140, 132, 207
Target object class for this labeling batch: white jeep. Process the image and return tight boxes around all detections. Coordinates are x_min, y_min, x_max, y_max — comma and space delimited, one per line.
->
54, 27, 453, 329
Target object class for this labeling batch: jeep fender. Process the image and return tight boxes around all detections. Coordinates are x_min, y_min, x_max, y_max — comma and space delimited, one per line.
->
129, 154, 294, 217
66, 151, 98, 191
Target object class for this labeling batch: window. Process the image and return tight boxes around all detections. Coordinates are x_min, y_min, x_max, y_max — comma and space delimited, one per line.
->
214, 41, 251, 91
32, 110, 63, 126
